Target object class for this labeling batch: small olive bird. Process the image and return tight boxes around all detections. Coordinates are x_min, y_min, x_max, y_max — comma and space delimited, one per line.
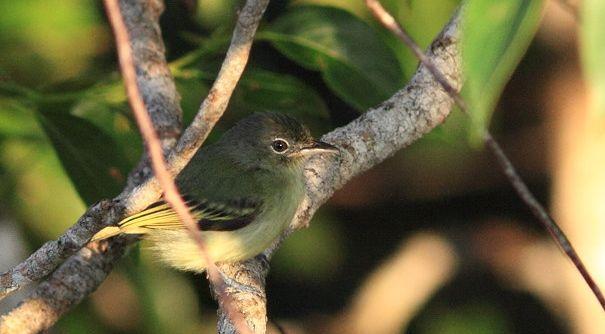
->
92, 112, 338, 272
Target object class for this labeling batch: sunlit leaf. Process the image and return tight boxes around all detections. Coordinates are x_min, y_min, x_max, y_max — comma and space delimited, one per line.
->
462, 0, 544, 143
262, 5, 404, 110
581, 0, 605, 116
38, 112, 128, 205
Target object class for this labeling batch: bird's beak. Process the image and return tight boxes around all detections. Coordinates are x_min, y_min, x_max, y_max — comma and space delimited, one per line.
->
300, 140, 339, 155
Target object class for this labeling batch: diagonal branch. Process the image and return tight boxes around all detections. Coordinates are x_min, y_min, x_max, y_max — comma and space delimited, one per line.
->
214, 10, 462, 333
364, 0, 605, 310
1, 0, 270, 332
174, 0, 270, 166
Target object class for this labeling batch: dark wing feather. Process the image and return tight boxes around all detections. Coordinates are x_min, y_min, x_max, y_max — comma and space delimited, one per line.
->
194, 198, 260, 231
116, 196, 261, 234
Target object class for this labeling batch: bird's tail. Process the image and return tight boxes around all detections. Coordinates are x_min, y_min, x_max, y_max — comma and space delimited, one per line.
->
90, 201, 186, 241
90, 226, 122, 241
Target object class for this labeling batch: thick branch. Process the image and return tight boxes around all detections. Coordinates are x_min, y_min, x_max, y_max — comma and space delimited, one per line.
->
0, 238, 130, 333
215, 10, 462, 334
120, 0, 182, 145
0, 0, 181, 301
120, 0, 182, 190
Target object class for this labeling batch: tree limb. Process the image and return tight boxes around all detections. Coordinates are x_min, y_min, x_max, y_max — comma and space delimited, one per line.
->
214, 10, 462, 333
1, 0, 270, 332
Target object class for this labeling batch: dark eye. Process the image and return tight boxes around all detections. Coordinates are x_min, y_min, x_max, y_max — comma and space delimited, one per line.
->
271, 138, 289, 153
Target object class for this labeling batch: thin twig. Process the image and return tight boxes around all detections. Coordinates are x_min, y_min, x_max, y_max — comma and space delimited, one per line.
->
484, 133, 605, 308
364, 0, 605, 310
103, 0, 252, 332
555, 0, 580, 20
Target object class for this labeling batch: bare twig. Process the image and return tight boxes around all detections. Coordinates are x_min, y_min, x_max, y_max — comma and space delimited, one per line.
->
484, 133, 605, 309
103, 0, 252, 332
364, 0, 605, 310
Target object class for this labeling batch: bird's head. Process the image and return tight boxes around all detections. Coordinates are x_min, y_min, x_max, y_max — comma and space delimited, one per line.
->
219, 112, 339, 172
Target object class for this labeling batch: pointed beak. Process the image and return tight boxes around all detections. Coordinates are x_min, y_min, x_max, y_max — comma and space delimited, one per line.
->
300, 140, 339, 155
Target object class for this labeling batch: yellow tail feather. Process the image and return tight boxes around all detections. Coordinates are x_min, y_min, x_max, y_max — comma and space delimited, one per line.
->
90, 226, 122, 241
90, 202, 189, 241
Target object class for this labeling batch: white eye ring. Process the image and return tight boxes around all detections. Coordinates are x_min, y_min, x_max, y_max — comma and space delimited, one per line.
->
271, 138, 290, 154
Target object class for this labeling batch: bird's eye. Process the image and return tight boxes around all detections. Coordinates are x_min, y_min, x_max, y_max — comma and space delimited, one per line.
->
271, 138, 289, 153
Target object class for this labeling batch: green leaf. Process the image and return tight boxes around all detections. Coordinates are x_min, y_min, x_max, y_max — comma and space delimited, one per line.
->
462, 0, 544, 142
37, 112, 128, 205
262, 5, 404, 110
232, 68, 330, 133
581, 0, 605, 116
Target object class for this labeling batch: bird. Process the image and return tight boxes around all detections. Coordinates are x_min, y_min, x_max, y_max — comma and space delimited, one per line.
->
91, 112, 339, 273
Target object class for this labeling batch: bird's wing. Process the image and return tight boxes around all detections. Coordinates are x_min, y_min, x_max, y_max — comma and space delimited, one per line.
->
91, 196, 261, 240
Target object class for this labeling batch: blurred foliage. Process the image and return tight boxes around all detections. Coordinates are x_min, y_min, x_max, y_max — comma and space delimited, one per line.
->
272, 212, 345, 281
413, 302, 510, 334
581, 0, 605, 116
0, 0, 106, 86
0, 0, 582, 333
462, 0, 544, 143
